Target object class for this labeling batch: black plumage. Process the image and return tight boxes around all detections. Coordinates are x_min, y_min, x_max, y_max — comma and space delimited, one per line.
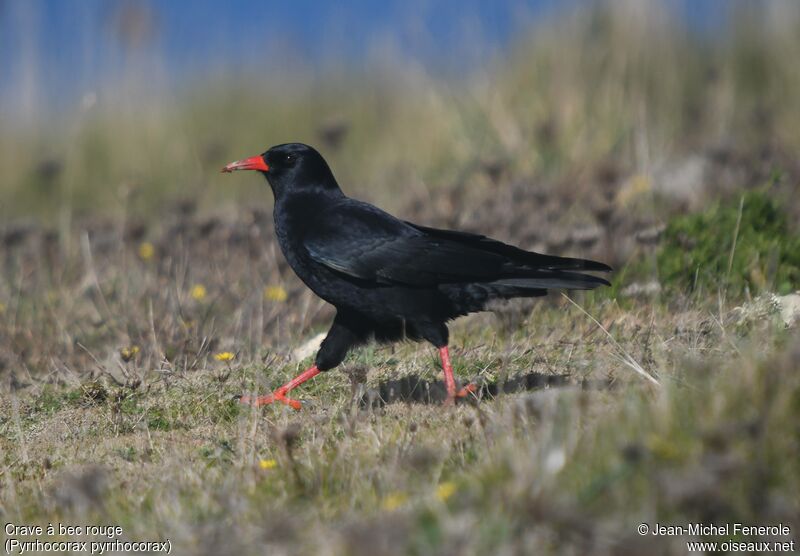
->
222, 143, 611, 408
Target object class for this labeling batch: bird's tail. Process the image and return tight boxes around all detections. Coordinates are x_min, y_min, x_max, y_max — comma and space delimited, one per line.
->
440, 269, 608, 317
490, 270, 611, 291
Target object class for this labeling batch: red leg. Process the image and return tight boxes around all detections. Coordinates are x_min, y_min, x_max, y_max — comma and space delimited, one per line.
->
239, 365, 321, 410
439, 347, 478, 405
440, 346, 457, 399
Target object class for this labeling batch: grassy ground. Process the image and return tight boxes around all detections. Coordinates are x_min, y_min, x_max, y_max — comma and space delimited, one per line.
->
2, 3, 800, 554
2, 298, 798, 554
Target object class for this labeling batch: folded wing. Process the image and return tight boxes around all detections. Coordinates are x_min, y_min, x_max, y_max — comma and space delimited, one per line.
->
304, 200, 611, 290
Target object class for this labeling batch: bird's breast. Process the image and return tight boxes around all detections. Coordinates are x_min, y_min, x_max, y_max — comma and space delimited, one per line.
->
273, 208, 337, 299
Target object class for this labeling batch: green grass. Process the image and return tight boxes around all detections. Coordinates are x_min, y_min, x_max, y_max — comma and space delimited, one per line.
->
615, 190, 800, 299
658, 190, 800, 296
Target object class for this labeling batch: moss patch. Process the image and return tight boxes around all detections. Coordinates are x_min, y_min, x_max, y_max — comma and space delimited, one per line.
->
624, 191, 800, 298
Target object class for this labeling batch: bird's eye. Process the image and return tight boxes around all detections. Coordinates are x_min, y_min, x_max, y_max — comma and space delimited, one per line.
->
285, 154, 295, 164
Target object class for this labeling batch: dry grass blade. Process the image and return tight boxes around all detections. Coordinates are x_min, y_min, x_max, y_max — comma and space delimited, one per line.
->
561, 293, 660, 386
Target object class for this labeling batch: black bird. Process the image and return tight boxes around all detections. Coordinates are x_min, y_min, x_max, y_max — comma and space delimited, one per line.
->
222, 143, 611, 408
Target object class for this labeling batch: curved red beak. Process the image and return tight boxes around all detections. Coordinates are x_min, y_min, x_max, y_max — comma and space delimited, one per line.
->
221, 155, 270, 173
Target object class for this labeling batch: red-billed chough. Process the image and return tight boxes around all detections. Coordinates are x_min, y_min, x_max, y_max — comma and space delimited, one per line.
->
222, 143, 610, 408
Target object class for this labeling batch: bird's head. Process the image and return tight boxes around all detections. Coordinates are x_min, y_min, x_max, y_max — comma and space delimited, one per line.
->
222, 143, 340, 198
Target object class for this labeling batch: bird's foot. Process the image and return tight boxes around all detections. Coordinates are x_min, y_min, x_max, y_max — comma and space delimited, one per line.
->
238, 389, 302, 410
443, 382, 479, 406
237, 365, 321, 411
457, 382, 478, 398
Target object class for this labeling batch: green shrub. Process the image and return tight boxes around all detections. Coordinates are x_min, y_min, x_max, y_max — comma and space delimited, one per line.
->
656, 191, 800, 296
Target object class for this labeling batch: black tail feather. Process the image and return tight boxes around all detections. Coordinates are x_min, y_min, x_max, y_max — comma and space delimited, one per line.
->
492, 271, 611, 291
408, 222, 612, 272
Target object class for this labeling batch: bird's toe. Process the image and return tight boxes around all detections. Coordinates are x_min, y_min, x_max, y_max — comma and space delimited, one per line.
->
456, 383, 478, 398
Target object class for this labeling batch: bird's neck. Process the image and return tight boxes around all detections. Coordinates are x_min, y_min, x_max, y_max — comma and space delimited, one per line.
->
274, 188, 345, 229
274, 184, 344, 206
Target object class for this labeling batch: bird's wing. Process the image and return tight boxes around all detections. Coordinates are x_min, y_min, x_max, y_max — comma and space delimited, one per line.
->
304, 201, 507, 287
405, 222, 612, 272
304, 201, 610, 290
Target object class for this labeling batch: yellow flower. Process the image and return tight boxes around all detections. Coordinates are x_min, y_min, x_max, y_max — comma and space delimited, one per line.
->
138, 242, 155, 261
381, 491, 408, 511
645, 434, 681, 461
616, 174, 652, 207
190, 284, 207, 301
436, 481, 457, 502
120, 345, 140, 362
264, 285, 288, 302
259, 458, 278, 470
214, 351, 235, 362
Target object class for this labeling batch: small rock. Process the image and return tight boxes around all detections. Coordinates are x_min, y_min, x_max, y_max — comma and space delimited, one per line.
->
778, 293, 800, 328
634, 224, 665, 245
570, 225, 602, 248
653, 155, 708, 207
621, 281, 662, 297
292, 332, 327, 363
